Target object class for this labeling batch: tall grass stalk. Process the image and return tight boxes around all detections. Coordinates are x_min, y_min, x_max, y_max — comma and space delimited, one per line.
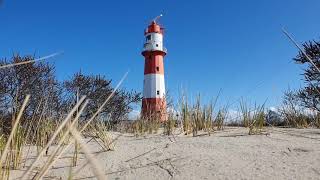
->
0, 135, 5, 155
313, 113, 320, 128
69, 127, 106, 180
164, 113, 175, 136
0, 95, 30, 179
239, 100, 266, 135
33, 100, 89, 180
21, 96, 86, 180
249, 104, 265, 135
34, 72, 127, 179
0, 52, 61, 70
214, 107, 227, 131
239, 98, 250, 127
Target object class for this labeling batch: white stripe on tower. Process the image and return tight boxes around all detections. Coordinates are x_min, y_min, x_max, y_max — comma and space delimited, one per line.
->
143, 74, 165, 98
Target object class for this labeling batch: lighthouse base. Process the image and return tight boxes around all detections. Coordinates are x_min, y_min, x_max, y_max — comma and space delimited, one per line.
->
141, 98, 167, 122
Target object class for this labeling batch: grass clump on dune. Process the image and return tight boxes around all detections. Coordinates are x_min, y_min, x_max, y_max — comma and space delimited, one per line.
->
249, 104, 265, 135
239, 99, 266, 135
133, 117, 161, 136
178, 93, 220, 136
214, 107, 227, 131
279, 90, 310, 128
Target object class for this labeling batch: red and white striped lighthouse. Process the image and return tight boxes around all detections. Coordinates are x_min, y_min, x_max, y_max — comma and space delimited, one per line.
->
141, 16, 167, 121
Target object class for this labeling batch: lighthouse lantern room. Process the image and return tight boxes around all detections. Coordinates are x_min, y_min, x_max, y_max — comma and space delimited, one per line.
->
141, 16, 167, 121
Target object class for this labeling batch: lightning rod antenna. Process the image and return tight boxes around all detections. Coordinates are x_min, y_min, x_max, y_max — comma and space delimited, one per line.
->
153, 14, 163, 23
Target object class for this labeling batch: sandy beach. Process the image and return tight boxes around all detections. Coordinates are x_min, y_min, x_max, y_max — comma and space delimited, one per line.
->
10, 127, 320, 180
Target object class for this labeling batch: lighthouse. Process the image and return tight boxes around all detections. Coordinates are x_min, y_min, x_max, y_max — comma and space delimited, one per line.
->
141, 16, 167, 121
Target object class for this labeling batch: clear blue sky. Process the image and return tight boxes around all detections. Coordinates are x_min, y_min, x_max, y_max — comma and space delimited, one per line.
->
1, 0, 319, 110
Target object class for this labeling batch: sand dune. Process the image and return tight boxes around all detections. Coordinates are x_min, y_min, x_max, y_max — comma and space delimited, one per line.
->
11, 127, 320, 180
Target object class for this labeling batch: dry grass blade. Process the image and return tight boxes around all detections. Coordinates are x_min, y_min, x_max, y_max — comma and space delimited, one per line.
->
27, 72, 127, 179
23, 97, 46, 167
69, 127, 106, 180
0, 52, 62, 70
21, 96, 86, 180
73, 134, 122, 175
34, 100, 89, 180
282, 28, 320, 73
0, 95, 30, 165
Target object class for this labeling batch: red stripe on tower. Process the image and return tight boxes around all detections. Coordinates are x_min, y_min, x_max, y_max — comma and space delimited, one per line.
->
141, 16, 167, 121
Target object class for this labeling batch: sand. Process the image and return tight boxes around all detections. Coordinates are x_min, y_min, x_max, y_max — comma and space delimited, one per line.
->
10, 127, 320, 180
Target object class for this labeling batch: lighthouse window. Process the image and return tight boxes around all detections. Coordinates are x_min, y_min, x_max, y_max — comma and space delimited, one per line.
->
156, 44, 159, 47
157, 90, 160, 95
146, 35, 151, 41
156, 66, 159, 71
